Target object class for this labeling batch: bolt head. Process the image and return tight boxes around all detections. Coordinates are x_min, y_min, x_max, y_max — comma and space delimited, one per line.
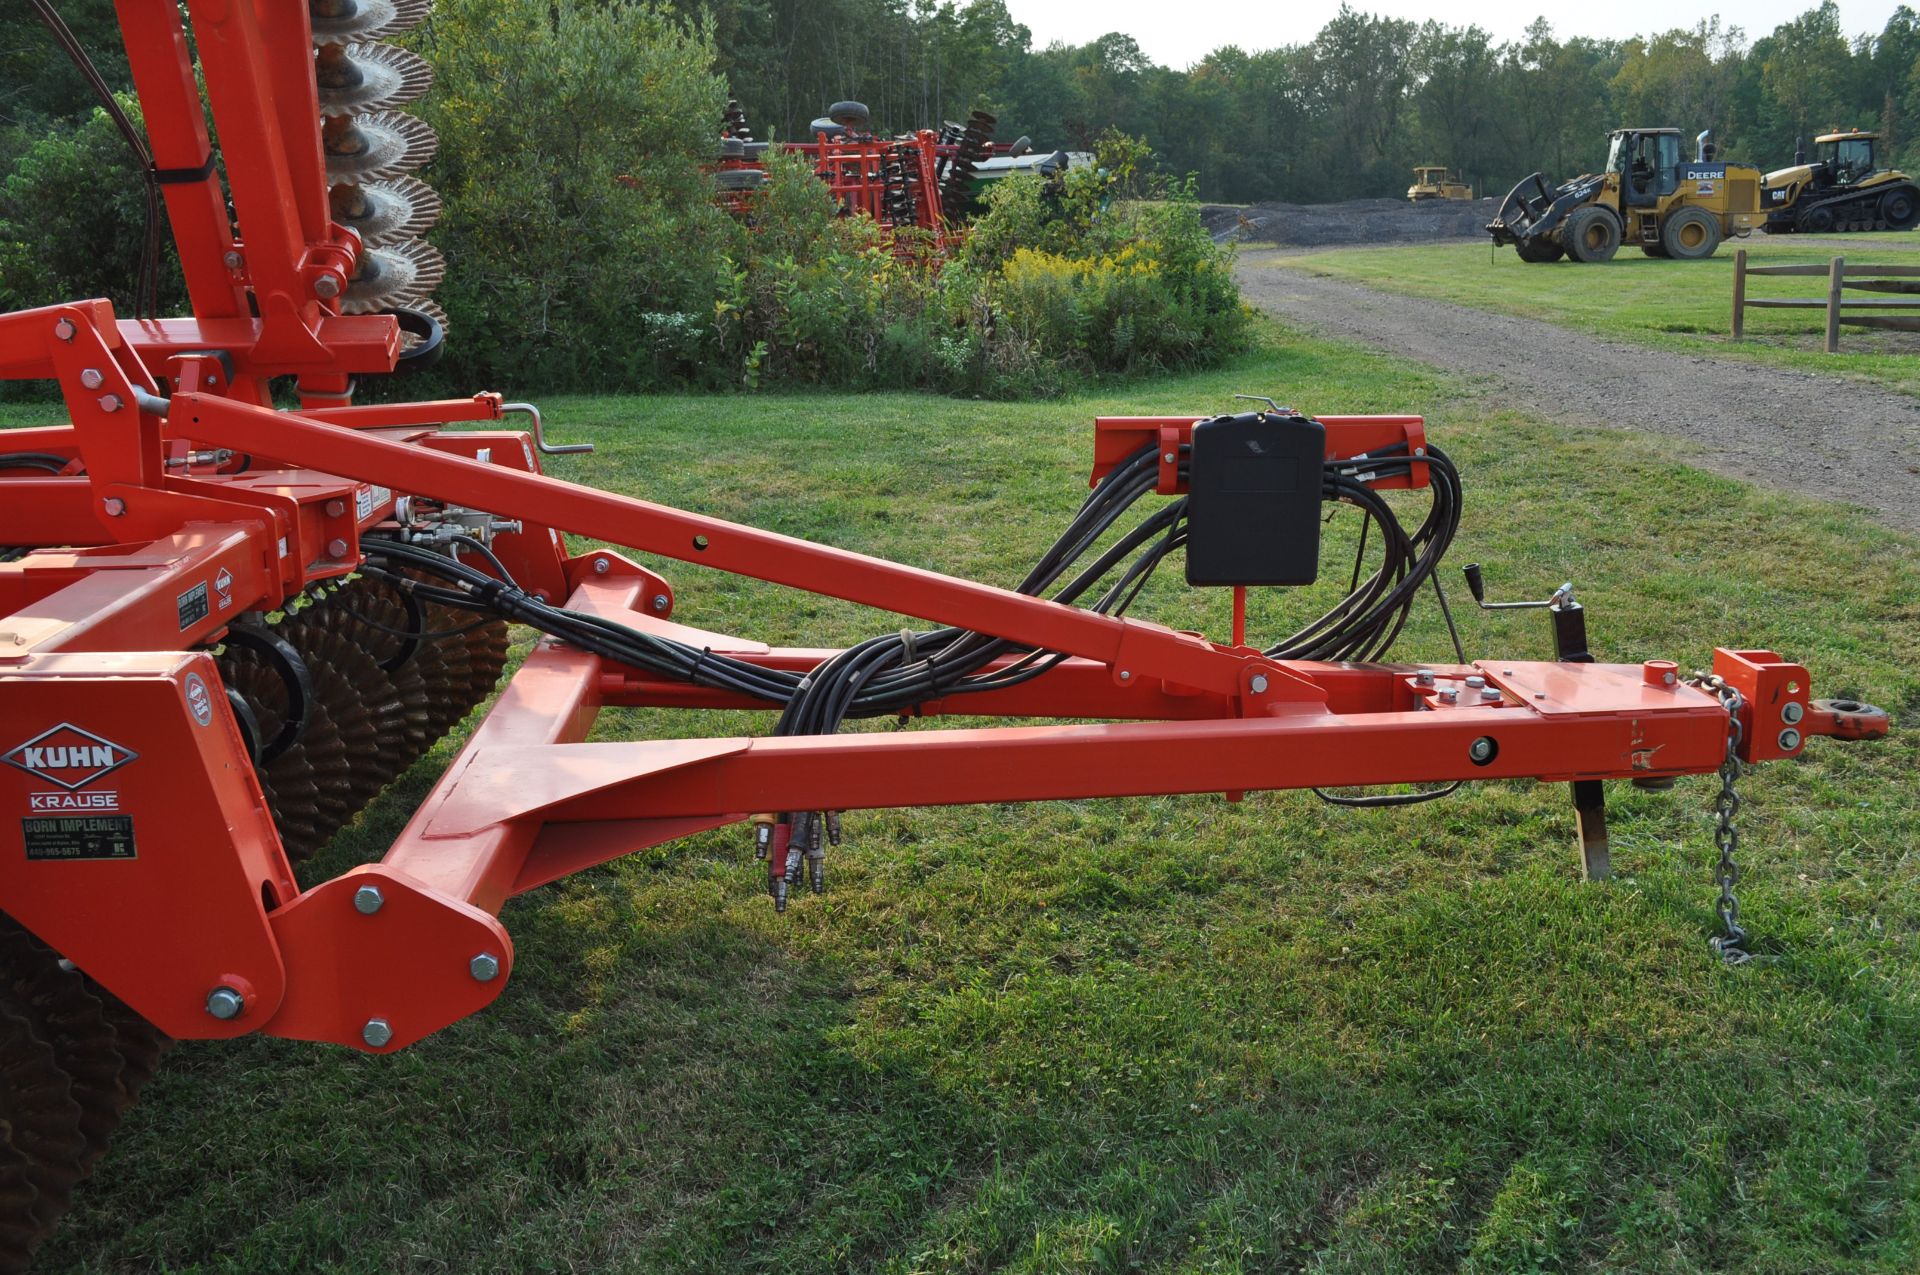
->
1415, 668, 1435, 685
1162, 451, 1176, 463
97, 393, 122, 414
1481, 686, 1502, 701
353, 884, 385, 915
1119, 670, 1132, 682
1778, 728, 1802, 751
362, 1018, 393, 1048
1464, 674, 1486, 689
223, 250, 244, 269
102, 497, 126, 517
53, 318, 76, 341
327, 538, 351, 559
314, 274, 342, 299
79, 368, 104, 390
1468, 736, 1495, 762
593, 556, 611, 575
205, 986, 245, 1020
1781, 701, 1805, 725
469, 952, 501, 982
325, 499, 346, 518
1250, 674, 1269, 694
651, 593, 669, 612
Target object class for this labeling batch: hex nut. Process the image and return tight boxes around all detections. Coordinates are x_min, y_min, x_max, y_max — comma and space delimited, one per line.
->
469, 953, 501, 982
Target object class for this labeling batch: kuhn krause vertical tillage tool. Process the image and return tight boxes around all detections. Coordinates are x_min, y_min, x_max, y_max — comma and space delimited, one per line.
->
0, 0, 1891, 1265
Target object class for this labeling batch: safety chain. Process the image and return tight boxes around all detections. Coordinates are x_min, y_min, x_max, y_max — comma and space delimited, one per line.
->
1691, 673, 1749, 965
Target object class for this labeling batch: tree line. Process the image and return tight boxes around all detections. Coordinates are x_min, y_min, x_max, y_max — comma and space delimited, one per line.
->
662, 0, 1920, 204
4, 0, 1919, 212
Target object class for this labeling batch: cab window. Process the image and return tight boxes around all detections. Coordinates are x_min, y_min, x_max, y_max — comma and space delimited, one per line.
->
1818, 137, 1875, 181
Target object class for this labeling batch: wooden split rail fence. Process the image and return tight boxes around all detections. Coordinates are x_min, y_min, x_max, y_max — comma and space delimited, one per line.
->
1732, 251, 1920, 352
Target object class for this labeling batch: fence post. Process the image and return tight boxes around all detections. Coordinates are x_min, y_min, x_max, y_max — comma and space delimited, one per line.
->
1826, 256, 1845, 353
1732, 248, 1747, 339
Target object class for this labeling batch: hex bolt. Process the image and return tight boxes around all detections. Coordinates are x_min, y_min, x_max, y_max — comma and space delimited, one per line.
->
53, 318, 76, 342
327, 538, 351, 559
1468, 736, 1496, 763
469, 952, 501, 982
79, 368, 104, 390
1250, 674, 1269, 694
102, 498, 126, 518
1463, 674, 1486, 690
314, 274, 342, 299
97, 394, 122, 414
362, 1018, 393, 1048
222, 250, 244, 269
593, 557, 611, 575
1480, 686, 1502, 701
1439, 688, 1459, 703
205, 986, 245, 1020
353, 884, 385, 915
1415, 668, 1436, 686
651, 594, 669, 612
1778, 728, 1802, 751
324, 499, 347, 518
1782, 701, 1805, 725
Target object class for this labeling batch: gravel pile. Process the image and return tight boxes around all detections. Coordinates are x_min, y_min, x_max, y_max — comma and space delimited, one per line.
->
1203, 197, 1499, 248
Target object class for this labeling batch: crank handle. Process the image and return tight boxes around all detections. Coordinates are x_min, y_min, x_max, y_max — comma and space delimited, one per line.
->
1463, 563, 1574, 611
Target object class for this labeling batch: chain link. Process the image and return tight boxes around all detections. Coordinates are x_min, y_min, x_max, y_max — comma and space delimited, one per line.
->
1691, 673, 1749, 965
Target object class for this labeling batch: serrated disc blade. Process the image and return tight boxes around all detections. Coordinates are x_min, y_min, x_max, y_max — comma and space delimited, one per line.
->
310, 0, 433, 44
315, 42, 432, 115
342, 238, 445, 312
329, 176, 442, 246
323, 110, 437, 182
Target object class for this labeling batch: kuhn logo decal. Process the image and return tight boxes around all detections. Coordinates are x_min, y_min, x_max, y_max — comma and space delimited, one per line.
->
3, 726, 137, 791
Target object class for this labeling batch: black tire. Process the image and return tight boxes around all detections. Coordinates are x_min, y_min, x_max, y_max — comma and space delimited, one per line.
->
1515, 239, 1565, 263
1660, 206, 1721, 260
1562, 205, 1622, 262
715, 169, 766, 191
1880, 184, 1920, 230
1801, 205, 1835, 233
827, 100, 870, 128
1641, 242, 1670, 257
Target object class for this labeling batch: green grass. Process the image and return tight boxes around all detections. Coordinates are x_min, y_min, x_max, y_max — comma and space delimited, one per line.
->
1259, 231, 1920, 396
16, 325, 1920, 1272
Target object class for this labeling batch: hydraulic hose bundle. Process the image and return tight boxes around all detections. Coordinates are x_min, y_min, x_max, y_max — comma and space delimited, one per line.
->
359, 420, 1464, 906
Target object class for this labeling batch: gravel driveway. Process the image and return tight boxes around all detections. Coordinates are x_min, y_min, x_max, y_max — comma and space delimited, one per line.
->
1238, 248, 1920, 534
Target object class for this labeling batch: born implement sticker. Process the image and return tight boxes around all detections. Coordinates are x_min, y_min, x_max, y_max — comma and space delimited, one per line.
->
177, 581, 209, 630
22, 815, 136, 861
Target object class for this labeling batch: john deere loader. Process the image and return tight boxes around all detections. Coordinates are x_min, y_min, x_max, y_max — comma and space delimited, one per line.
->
1489, 128, 1763, 262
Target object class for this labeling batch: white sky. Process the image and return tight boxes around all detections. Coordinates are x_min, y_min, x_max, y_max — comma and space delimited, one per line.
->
1002, 1, 1912, 65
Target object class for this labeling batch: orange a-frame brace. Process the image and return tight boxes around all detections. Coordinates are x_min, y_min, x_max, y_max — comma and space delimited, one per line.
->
0, 0, 1888, 1057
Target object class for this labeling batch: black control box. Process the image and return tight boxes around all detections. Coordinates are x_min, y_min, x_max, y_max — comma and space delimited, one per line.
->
1183, 411, 1324, 587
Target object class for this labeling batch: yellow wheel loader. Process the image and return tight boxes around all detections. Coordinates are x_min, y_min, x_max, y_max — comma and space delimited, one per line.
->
1762, 131, 1920, 233
1408, 166, 1472, 202
1488, 128, 1764, 262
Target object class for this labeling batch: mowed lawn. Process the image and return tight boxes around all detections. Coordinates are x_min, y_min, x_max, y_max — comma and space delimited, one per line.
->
13, 326, 1920, 1273
1264, 231, 1920, 396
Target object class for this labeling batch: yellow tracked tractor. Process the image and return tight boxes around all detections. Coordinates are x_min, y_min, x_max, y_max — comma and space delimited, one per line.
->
1408, 166, 1471, 202
1489, 128, 1763, 262
1762, 131, 1920, 233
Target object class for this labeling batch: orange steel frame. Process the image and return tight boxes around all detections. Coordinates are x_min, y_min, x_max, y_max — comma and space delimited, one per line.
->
0, 1, 1887, 1055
